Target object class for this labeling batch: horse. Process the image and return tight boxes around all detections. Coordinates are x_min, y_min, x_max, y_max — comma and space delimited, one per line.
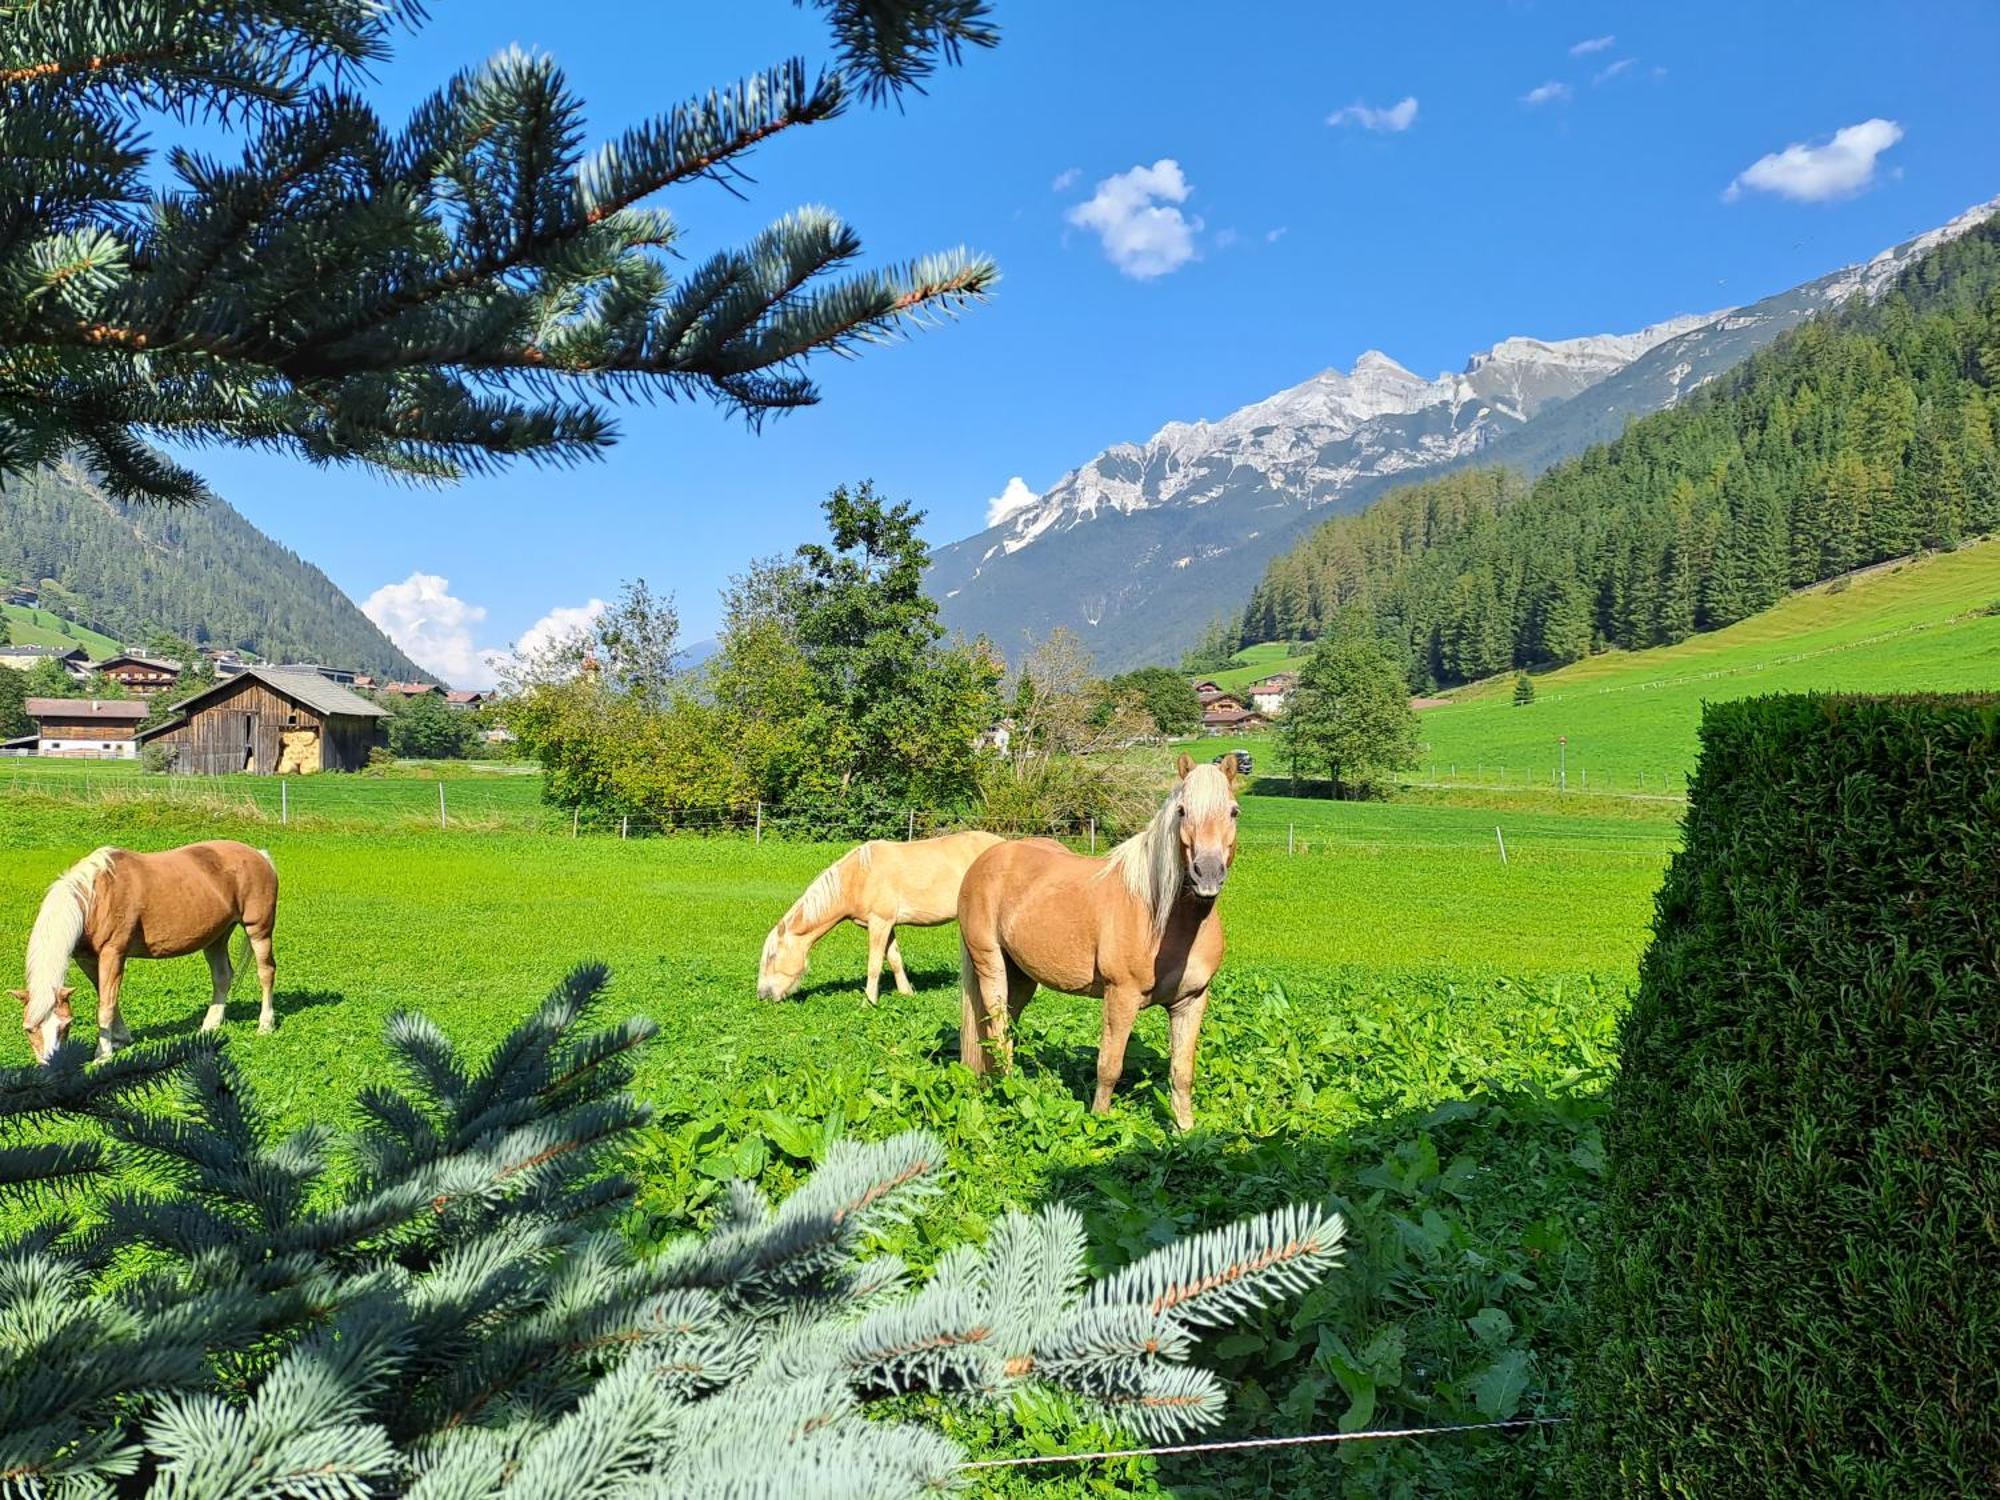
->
956, 754, 1239, 1131
13, 841, 279, 1063
757, 830, 1003, 1005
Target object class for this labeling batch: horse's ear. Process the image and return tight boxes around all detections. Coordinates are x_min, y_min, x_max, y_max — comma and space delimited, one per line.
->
7, 988, 24, 1006
1221, 755, 1240, 787
55, 986, 73, 1005
1176, 752, 1194, 779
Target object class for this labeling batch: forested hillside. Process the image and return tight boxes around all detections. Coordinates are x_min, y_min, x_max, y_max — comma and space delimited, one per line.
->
1239, 215, 2000, 689
0, 461, 429, 679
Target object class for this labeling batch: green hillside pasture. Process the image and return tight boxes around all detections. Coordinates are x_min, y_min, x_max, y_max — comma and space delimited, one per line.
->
3, 602, 121, 656
1206, 640, 1310, 691
1416, 538, 2000, 789
0, 793, 1671, 1496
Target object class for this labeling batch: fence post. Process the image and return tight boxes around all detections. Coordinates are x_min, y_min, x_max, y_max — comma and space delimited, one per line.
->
620, 814, 628, 839
438, 782, 446, 830
1288, 822, 1295, 856
907, 807, 916, 841
1088, 818, 1096, 854
280, 779, 288, 826
755, 801, 763, 844
572, 806, 580, 838
1495, 826, 1508, 865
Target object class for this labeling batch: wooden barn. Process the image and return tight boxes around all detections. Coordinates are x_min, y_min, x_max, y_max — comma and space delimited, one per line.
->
139, 665, 388, 774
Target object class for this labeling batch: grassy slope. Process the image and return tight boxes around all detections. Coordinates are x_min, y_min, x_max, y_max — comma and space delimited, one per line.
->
0, 786, 1672, 1496
1415, 537, 2000, 788
1206, 640, 1310, 691
3, 602, 121, 656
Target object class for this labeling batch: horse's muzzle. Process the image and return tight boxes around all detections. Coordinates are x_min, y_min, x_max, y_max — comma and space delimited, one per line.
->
1190, 855, 1229, 900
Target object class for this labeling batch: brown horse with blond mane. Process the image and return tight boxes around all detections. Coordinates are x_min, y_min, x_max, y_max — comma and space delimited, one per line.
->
956, 754, 1239, 1130
758, 830, 1003, 1004
14, 841, 279, 1062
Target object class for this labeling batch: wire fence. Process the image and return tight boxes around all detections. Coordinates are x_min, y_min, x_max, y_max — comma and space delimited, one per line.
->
0, 765, 1679, 863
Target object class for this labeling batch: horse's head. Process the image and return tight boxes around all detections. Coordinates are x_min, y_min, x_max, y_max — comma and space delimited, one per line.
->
12, 983, 74, 1064
1175, 753, 1240, 900
757, 921, 810, 1001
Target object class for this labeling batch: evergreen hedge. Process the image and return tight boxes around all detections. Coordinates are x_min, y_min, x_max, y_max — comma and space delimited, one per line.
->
1569, 694, 2000, 1494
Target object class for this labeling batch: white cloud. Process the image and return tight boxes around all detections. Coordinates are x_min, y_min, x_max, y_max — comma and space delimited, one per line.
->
1213, 227, 1241, 249
1593, 57, 1636, 85
1064, 159, 1202, 279
362, 572, 492, 687
513, 599, 607, 661
1522, 80, 1571, 106
1327, 96, 1418, 132
362, 571, 609, 689
1570, 34, 1615, 56
1050, 167, 1080, 192
985, 476, 1040, 528
1265, 226, 1288, 243
1725, 118, 1903, 203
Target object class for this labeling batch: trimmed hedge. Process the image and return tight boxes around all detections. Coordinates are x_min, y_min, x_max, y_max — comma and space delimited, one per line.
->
1569, 695, 2000, 1495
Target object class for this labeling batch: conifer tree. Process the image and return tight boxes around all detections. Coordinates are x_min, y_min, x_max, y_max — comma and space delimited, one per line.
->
1, 966, 1345, 1495
0, 1, 999, 504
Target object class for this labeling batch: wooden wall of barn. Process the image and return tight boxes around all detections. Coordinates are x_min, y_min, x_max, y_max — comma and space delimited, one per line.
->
148, 678, 380, 774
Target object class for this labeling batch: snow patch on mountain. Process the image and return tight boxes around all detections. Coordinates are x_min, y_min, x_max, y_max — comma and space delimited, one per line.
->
988, 312, 1722, 553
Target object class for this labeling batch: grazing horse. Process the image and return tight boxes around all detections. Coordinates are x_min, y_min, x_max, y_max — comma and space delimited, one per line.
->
13, 841, 279, 1063
957, 754, 1239, 1130
758, 830, 1003, 1004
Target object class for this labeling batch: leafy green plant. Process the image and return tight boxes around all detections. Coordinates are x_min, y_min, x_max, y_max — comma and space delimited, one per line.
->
1, 965, 1346, 1496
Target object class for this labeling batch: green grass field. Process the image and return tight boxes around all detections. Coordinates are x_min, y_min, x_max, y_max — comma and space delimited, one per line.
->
0, 780, 1673, 1495
1416, 538, 2000, 788
3, 602, 121, 656
1204, 640, 1310, 692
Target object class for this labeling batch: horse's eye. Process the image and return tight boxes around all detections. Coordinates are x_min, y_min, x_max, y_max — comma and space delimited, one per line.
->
1230, 806, 1239, 818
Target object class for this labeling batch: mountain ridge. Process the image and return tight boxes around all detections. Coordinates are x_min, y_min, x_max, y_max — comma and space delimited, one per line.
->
932, 194, 2000, 670
0, 461, 433, 681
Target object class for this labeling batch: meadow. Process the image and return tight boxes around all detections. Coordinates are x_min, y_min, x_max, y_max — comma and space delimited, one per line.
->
2, 601, 121, 656
0, 777, 1676, 1496
1207, 537, 2000, 796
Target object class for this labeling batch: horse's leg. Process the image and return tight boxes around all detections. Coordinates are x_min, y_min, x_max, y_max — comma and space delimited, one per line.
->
862, 917, 891, 1006
201, 938, 233, 1031
1166, 988, 1211, 1133
94, 948, 130, 1058
1091, 986, 1141, 1116
248, 925, 277, 1034
885, 930, 916, 997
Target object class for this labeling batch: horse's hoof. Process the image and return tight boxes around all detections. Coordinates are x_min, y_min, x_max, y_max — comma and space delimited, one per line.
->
258, 1018, 276, 1035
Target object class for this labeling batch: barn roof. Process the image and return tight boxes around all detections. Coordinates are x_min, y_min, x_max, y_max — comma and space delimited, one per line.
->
158, 664, 389, 720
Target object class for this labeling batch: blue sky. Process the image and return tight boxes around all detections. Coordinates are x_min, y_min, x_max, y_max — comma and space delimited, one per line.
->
171, 2, 2000, 683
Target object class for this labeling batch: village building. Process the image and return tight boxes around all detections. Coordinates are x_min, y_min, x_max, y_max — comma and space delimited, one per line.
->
1201, 703, 1267, 735
444, 689, 486, 709
0, 644, 89, 674
1196, 689, 1246, 714
20, 697, 151, 758
382, 680, 444, 699
1190, 679, 1222, 695
88, 653, 183, 696
1247, 672, 1295, 716
138, 665, 389, 774
3, 582, 40, 606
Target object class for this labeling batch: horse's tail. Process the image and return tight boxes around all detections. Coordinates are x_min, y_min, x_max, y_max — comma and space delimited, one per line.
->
958, 940, 986, 1076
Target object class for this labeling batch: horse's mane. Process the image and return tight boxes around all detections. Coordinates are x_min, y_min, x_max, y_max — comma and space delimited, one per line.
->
23, 847, 120, 1027
1102, 772, 1230, 935
762, 842, 872, 968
